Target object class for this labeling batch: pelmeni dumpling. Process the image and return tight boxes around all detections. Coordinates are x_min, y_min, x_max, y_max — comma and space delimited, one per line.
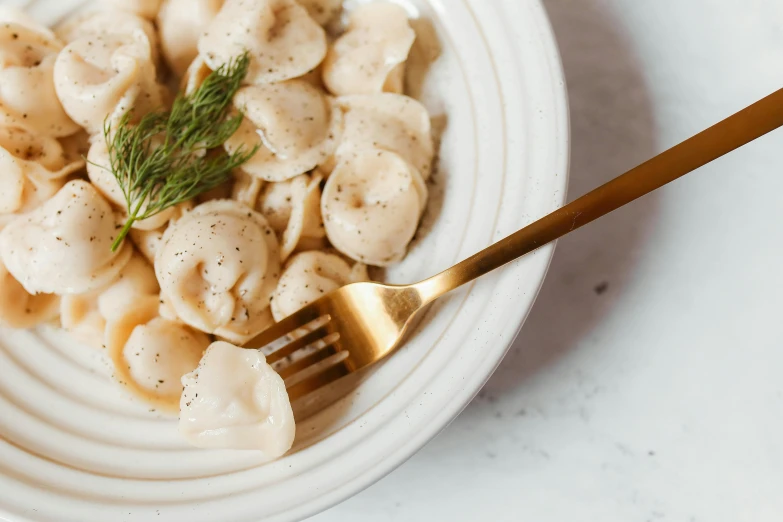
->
180, 55, 212, 96
224, 81, 341, 182
0, 125, 86, 219
198, 0, 327, 85
271, 251, 366, 321
0, 158, 62, 226
334, 93, 434, 179
127, 202, 193, 265
155, 200, 281, 344
104, 0, 164, 19
157, 0, 223, 77
0, 258, 59, 329
322, 149, 427, 266
322, 3, 415, 96
129, 226, 165, 264
0, 23, 80, 138
258, 173, 325, 261
0, 7, 56, 38
179, 340, 295, 455
54, 30, 165, 134
60, 252, 159, 349
0, 126, 85, 180
106, 304, 210, 412
231, 168, 264, 207
55, 8, 160, 63
87, 135, 181, 231
0, 180, 133, 295
297, 0, 341, 25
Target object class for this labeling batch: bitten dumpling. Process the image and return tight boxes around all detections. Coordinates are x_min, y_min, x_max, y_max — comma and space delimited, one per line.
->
157, 0, 223, 76
335, 93, 434, 179
271, 251, 366, 321
224, 81, 342, 182
155, 200, 281, 344
0, 23, 80, 138
107, 309, 210, 412
179, 340, 295, 455
0, 258, 59, 329
198, 0, 327, 85
53, 30, 164, 134
322, 3, 415, 96
322, 149, 427, 266
60, 252, 160, 349
0, 180, 133, 295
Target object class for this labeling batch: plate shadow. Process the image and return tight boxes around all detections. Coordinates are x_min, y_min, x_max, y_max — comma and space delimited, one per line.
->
467, 0, 661, 404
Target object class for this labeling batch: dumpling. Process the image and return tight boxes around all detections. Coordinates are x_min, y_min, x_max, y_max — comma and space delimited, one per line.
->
179, 340, 295, 455
129, 226, 165, 264
0, 7, 56, 39
335, 93, 434, 179
127, 203, 193, 265
55, 8, 160, 65
0, 127, 84, 220
157, 0, 223, 77
180, 55, 212, 96
107, 308, 210, 412
0, 126, 85, 180
104, 0, 164, 20
0, 23, 80, 138
155, 200, 281, 344
0, 157, 62, 226
198, 0, 327, 85
86, 135, 182, 230
54, 30, 165, 134
60, 252, 159, 349
224, 81, 342, 182
0, 258, 59, 329
0, 126, 85, 178
271, 251, 366, 321
0, 126, 85, 225
257, 173, 325, 261
322, 149, 427, 266
322, 3, 415, 96
0, 180, 133, 295
231, 168, 264, 207
297, 0, 341, 25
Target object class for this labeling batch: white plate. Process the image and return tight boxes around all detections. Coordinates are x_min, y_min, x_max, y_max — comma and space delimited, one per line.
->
0, 0, 569, 520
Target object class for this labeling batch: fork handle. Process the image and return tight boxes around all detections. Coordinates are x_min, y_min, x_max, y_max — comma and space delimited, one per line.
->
415, 87, 783, 302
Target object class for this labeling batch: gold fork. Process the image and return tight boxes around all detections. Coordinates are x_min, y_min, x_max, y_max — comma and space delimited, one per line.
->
250, 87, 783, 402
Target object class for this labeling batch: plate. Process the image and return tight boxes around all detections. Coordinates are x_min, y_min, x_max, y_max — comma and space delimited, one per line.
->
0, 0, 569, 520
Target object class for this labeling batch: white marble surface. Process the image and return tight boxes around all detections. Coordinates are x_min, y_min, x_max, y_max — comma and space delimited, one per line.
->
312, 0, 783, 520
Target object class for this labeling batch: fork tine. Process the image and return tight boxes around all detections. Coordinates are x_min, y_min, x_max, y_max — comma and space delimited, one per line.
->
246, 305, 326, 349
266, 326, 331, 365
277, 340, 340, 380
286, 361, 351, 402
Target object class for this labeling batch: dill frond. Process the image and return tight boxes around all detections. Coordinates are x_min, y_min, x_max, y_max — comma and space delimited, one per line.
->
103, 51, 257, 252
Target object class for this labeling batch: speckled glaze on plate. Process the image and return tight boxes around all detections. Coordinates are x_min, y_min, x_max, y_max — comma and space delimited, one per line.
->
0, 0, 569, 520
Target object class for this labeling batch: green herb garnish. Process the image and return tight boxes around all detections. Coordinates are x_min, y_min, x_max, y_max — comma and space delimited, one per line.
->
102, 52, 257, 252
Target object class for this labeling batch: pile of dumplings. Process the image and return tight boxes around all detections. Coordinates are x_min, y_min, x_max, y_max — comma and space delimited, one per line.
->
0, 0, 434, 414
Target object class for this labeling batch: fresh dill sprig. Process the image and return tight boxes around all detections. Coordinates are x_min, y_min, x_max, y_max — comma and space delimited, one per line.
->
102, 52, 257, 252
